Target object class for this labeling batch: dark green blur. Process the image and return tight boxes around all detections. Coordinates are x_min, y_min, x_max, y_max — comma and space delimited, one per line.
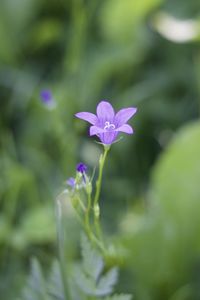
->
0, 0, 200, 299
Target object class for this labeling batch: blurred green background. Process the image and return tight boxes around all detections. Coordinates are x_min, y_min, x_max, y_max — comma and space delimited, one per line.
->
1, 0, 200, 299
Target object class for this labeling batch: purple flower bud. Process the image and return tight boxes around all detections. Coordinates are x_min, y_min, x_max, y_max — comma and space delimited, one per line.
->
40, 90, 52, 103
76, 162, 87, 174
67, 177, 76, 188
40, 89, 56, 109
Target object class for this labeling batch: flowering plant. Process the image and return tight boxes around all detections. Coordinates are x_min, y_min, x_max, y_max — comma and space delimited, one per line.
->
75, 100, 137, 145
20, 100, 137, 300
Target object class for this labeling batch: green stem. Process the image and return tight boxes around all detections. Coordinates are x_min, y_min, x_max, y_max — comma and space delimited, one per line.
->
77, 196, 87, 212
72, 190, 105, 252
82, 188, 106, 254
93, 145, 110, 238
56, 197, 71, 300
84, 190, 92, 237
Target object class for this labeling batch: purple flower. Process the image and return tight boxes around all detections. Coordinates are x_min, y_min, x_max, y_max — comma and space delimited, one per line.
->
40, 89, 56, 109
40, 90, 52, 103
75, 100, 137, 144
76, 162, 87, 174
67, 177, 76, 188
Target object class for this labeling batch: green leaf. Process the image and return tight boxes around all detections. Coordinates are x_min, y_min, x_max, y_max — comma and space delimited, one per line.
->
21, 259, 66, 300
152, 121, 200, 223
127, 122, 200, 299
81, 233, 104, 281
47, 260, 64, 300
21, 258, 49, 300
95, 267, 118, 296
73, 264, 96, 296
74, 234, 119, 297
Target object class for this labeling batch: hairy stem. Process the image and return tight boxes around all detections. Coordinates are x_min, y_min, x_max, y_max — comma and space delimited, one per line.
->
56, 197, 71, 300
93, 145, 110, 238
85, 189, 92, 238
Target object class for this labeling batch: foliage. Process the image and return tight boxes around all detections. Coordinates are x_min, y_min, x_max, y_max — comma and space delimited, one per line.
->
1, 0, 200, 299
20, 234, 131, 300
74, 234, 120, 297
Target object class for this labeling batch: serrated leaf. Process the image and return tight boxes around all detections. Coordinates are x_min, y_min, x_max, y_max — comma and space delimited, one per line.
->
74, 234, 124, 298
68, 277, 83, 300
21, 258, 49, 300
74, 263, 118, 297
95, 267, 118, 296
47, 293, 63, 300
47, 260, 64, 300
81, 233, 104, 281
73, 264, 96, 295
105, 294, 133, 300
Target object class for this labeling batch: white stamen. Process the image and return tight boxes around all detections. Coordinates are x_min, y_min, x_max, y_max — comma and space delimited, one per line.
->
104, 121, 115, 131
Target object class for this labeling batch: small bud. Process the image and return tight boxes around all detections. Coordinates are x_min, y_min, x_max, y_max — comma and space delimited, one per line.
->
76, 162, 87, 174
85, 181, 92, 195
94, 203, 100, 218
40, 89, 56, 109
71, 195, 79, 209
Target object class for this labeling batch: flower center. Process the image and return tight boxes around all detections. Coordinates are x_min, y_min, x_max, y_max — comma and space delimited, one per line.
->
104, 121, 116, 131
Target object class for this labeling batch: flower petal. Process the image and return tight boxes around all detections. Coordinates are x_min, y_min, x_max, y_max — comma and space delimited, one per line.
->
96, 101, 115, 124
115, 107, 137, 127
98, 132, 118, 144
89, 126, 106, 136
75, 112, 97, 125
116, 124, 134, 134
67, 177, 76, 188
